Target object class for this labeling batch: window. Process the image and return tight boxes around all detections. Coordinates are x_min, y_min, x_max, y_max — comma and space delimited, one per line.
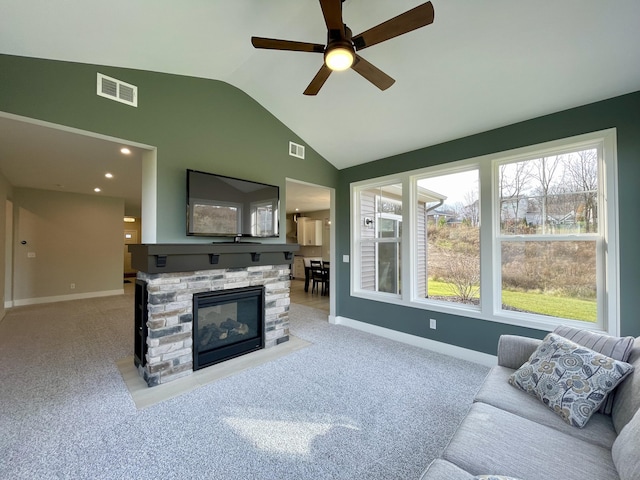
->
351, 129, 619, 334
497, 150, 599, 323
353, 182, 403, 296
415, 169, 480, 307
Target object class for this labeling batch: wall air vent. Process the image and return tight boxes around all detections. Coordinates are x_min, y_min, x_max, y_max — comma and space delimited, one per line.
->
289, 141, 305, 159
97, 73, 138, 107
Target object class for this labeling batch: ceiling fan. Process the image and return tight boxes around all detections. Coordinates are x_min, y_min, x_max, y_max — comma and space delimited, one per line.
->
251, 0, 435, 95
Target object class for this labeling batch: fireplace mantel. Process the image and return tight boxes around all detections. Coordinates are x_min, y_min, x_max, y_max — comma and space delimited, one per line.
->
129, 243, 300, 274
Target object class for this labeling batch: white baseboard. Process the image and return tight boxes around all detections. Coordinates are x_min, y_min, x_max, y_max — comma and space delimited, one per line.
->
12, 289, 125, 307
333, 315, 497, 367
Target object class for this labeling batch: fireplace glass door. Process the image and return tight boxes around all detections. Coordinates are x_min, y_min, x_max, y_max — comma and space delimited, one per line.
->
193, 286, 265, 370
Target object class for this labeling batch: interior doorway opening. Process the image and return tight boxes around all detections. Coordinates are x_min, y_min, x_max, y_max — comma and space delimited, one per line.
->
285, 178, 335, 320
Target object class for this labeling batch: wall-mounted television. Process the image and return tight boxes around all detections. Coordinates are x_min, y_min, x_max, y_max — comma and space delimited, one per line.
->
186, 169, 279, 238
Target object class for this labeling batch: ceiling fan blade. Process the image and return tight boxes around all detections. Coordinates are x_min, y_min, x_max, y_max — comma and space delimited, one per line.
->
352, 1, 435, 51
351, 55, 395, 91
319, 0, 344, 37
251, 37, 325, 53
303, 64, 332, 96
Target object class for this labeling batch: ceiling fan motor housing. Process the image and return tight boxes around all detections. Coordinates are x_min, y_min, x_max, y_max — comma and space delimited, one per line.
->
324, 25, 355, 70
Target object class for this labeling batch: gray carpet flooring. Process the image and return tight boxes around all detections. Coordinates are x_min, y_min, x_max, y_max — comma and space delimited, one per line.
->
0, 288, 489, 479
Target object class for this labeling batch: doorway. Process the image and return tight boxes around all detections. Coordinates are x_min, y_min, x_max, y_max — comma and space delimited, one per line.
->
285, 178, 335, 320
0, 112, 155, 305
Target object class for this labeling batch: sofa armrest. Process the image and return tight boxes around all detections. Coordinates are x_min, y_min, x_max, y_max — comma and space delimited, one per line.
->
497, 335, 542, 369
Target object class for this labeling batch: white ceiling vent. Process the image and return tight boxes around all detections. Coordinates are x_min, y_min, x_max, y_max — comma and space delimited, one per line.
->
289, 141, 305, 159
96, 73, 138, 107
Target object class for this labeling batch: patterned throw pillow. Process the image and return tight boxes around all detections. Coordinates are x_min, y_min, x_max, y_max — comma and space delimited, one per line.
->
509, 333, 634, 428
553, 326, 635, 414
473, 476, 523, 480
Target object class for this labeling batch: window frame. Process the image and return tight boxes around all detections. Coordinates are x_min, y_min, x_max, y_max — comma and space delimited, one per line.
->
411, 164, 481, 307
351, 176, 405, 301
350, 129, 619, 335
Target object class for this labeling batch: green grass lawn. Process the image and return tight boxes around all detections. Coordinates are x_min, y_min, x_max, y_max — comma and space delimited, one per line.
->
427, 279, 597, 322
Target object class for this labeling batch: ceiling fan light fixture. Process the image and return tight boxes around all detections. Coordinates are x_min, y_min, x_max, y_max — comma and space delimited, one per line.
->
325, 46, 354, 71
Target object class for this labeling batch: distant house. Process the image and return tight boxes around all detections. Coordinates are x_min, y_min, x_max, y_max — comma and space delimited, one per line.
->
502, 197, 579, 232
427, 207, 456, 225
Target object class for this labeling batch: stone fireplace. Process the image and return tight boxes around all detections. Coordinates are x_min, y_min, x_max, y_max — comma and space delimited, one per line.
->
129, 243, 298, 387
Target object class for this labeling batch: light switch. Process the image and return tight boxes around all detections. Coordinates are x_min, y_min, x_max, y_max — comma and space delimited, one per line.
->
27, 252, 36, 258
342, 254, 349, 263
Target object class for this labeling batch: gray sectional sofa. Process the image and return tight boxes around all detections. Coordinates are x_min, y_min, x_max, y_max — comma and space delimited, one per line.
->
420, 330, 640, 480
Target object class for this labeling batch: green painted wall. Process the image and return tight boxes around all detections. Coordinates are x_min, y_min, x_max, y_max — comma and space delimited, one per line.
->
0, 54, 338, 242
336, 91, 640, 351
2, 53, 638, 355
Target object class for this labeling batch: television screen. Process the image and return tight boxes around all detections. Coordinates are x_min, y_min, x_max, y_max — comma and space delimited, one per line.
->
186, 169, 279, 238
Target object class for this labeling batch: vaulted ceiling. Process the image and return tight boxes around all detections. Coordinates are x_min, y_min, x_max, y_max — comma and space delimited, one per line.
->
1, 1, 640, 214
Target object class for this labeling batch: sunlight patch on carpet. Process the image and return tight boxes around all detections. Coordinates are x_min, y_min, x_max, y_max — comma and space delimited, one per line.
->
224, 417, 358, 455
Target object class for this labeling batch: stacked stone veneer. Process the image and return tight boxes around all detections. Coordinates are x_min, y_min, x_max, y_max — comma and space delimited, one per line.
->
137, 264, 291, 387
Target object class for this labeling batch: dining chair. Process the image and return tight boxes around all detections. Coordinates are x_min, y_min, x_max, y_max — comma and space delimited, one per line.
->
309, 260, 327, 295
321, 261, 330, 296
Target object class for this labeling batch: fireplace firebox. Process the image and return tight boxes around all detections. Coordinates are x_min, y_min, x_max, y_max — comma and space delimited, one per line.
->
193, 286, 265, 370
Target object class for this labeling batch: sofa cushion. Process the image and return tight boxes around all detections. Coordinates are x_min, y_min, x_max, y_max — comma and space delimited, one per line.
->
442, 402, 620, 480
611, 337, 640, 434
554, 325, 635, 413
509, 333, 633, 427
612, 407, 640, 480
419, 459, 474, 480
475, 365, 617, 448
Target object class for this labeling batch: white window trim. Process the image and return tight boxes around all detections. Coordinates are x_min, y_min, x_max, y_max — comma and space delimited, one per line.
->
350, 128, 620, 336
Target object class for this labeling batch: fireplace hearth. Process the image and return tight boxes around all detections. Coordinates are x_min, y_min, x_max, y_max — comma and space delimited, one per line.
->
193, 286, 265, 370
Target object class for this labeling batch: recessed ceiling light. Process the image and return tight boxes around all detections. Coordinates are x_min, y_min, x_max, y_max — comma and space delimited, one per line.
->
120, 147, 131, 155
94, 187, 101, 193
105, 173, 114, 179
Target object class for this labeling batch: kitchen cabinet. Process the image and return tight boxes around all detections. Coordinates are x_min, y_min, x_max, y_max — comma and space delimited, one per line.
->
297, 218, 323, 246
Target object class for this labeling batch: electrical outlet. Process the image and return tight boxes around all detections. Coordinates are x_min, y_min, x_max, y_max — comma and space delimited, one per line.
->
430, 318, 437, 330
70, 283, 75, 289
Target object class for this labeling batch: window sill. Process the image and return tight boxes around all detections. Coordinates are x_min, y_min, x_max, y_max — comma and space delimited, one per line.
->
351, 290, 613, 336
